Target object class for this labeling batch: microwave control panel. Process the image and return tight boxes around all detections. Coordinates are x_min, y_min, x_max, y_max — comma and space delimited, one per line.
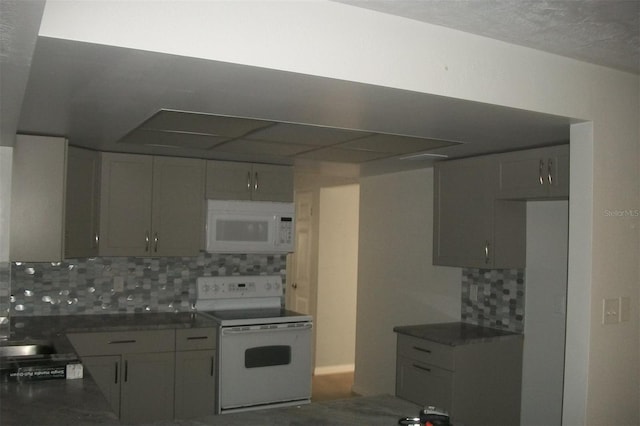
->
278, 217, 294, 245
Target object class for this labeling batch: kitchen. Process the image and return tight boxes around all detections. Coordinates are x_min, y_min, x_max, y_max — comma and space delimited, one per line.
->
1, 1, 639, 426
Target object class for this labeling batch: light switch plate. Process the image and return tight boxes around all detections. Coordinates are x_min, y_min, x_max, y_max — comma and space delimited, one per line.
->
602, 298, 620, 325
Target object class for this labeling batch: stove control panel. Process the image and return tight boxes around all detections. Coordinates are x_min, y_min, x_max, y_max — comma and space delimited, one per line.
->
196, 275, 283, 301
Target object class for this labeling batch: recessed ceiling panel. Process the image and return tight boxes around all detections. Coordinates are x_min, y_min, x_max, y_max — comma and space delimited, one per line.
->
296, 147, 392, 163
119, 129, 228, 150
247, 122, 371, 146
211, 139, 314, 156
338, 133, 460, 154
141, 109, 274, 137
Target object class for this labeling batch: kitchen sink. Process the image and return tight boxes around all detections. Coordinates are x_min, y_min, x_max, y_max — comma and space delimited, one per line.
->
0, 341, 57, 359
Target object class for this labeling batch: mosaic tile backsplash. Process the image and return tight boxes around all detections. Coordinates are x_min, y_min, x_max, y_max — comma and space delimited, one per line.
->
7, 252, 287, 316
461, 268, 525, 333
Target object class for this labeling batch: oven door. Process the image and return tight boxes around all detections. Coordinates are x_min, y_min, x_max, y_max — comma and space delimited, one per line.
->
217, 322, 312, 412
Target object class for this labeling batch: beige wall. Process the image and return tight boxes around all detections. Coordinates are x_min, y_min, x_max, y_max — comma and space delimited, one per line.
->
353, 168, 461, 395
315, 184, 359, 374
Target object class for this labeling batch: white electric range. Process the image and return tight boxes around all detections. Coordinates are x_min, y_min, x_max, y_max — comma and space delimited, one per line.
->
195, 275, 312, 414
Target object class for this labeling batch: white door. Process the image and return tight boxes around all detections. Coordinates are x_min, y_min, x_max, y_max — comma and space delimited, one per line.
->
287, 191, 313, 314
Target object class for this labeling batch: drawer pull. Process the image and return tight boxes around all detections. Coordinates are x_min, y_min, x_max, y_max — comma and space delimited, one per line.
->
413, 346, 432, 354
109, 339, 137, 344
186, 336, 209, 341
413, 363, 431, 372
210, 356, 214, 377
124, 360, 128, 382
114, 361, 119, 384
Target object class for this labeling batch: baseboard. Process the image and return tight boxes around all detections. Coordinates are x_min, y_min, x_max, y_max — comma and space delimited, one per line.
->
314, 364, 355, 375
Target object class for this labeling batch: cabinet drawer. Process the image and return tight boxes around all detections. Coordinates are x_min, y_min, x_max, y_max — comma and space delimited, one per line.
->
396, 355, 453, 410
68, 329, 175, 356
176, 328, 217, 351
397, 334, 453, 370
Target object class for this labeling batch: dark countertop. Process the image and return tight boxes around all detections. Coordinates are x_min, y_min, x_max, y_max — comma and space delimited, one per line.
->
6, 312, 219, 356
393, 321, 522, 346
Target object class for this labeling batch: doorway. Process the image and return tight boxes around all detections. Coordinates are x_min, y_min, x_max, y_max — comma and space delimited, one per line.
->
287, 183, 360, 398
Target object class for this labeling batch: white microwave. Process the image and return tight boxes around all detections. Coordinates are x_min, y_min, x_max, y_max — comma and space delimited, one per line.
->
206, 200, 295, 253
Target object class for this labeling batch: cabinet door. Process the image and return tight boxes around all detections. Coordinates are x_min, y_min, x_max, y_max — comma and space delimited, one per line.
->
250, 163, 294, 202
433, 157, 495, 268
82, 355, 121, 417
547, 144, 570, 198
151, 157, 205, 256
497, 145, 569, 199
99, 153, 153, 256
65, 147, 101, 258
174, 350, 216, 418
205, 160, 252, 200
120, 352, 175, 423
10, 135, 67, 262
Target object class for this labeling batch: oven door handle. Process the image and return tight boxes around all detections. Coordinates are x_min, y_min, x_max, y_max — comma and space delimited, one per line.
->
221, 323, 312, 336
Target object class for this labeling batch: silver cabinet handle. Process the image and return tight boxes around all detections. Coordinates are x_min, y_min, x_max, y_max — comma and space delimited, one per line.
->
94, 233, 99, 249
153, 232, 158, 253
145, 231, 150, 252
124, 360, 128, 382
210, 356, 214, 377
254, 172, 259, 191
186, 336, 209, 341
412, 346, 432, 354
114, 361, 119, 384
539, 159, 545, 185
484, 241, 490, 264
246, 171, 251, 190
412, 363, 432, 373
547, 158, 553, 185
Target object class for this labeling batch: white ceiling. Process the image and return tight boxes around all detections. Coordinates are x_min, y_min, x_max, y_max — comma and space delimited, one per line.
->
2, 1, 638, 176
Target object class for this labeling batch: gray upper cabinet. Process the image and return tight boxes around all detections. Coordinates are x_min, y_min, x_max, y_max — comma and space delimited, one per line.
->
65, 146, 101, 258
433, 156, 526, 269
497, 144, 569, 199
99, 153, 205, 256
10, 135, 68, 262
206, 160, 293, 202
151, 156, 206, 256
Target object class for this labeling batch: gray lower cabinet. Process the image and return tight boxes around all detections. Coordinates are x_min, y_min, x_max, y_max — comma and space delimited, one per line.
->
69, 328, 217, 422
174, 328, 217, 418
396, 334, 523, 426
68, 329, 176, 423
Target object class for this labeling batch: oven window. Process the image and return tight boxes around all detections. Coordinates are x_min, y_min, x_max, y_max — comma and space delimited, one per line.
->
245, 345, 291, 368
